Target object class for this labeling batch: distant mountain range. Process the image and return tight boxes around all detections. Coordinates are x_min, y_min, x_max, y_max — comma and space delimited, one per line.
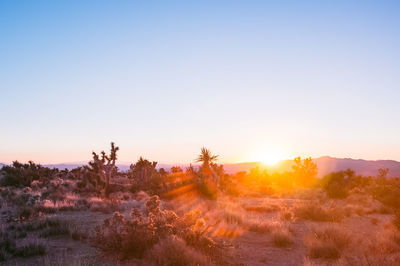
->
1, 156, 400, 177
222, 156, 400, 177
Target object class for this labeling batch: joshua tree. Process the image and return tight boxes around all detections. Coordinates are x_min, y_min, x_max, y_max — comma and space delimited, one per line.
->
89, 142, 119, 196
170, 166, 183, 173
378, 168, 389, 179
195, 147, 218, 168
194, 148, 221, 198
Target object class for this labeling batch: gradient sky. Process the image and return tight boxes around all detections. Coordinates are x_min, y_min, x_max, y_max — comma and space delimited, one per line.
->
1, 0, 400, 164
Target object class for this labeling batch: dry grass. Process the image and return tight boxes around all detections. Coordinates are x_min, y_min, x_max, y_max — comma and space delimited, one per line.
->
271, 229, 294, 248
248, 221, 277, 234
304, 226, 350, 260
145, 236, 208, 266
89, 199, 124, 214
243, 204, 280, 213
293, 203, 343, 222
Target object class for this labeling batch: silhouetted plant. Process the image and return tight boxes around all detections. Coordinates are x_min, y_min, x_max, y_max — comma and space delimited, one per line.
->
87, 142, 119, 196
129, 157, 164, 194
378, 168, 389, 179
320, 170, 356, 199
0, 161, 58, 187
292, 157, 318, 187
371, 177, 400, 209
194, 148, 222, 199
195, 148, 218, 168
170, 166, 183, 173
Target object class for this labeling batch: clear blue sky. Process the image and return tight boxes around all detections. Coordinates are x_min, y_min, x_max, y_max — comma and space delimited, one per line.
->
1, 0, 399, 164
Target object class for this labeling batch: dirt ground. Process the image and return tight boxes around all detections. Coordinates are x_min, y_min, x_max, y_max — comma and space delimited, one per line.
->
1, 192, 397, 266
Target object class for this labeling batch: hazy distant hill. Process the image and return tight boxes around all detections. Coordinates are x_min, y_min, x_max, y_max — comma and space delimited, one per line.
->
2, 157, 400, 177
222, 156, 400, 177
313, 156, 400, 177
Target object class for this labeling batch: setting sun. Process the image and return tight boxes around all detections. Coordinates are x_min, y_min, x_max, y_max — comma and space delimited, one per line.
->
261, 154, 282, 166
247, 149, 286, 166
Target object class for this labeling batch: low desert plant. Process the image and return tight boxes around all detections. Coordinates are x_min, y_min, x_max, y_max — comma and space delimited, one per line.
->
0, 233, 16, 254
223, 211, 243, 225
0, 161, 57, 188
272, 230, 293, 248
94, 195, 215, 260
308, 242, 340, 260
304, 226, 350, 260
145, 236, 208, 266
40, 222, 70, 238
0, 250, 6, 262
90, 199, 124, 214
13, 243, 46, 258
0, 232, 45, 260
248, 221, 276, 234
393, 211, 400, 231
293, 203, 342, 222
68, 224, 88, 241
244, 204, 280, 213
17, 207, 34, 220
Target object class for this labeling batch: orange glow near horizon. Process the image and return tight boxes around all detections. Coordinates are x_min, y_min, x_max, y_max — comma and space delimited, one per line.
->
246, 149, 288, 166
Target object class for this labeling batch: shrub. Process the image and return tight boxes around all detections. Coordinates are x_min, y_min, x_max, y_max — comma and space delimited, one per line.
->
195, 176, 218, 200
0, 250, 5, 262
11, 218, 68, 235
248, 221, 275, 234
14, 192, 39, 206
94, 195, 214, 261
13, 243, 46, 258
17, 231, 27, 239
0, 161, 58, 187
244, 205, 280, 213
308, 242, 340, 260
129, 157, 165, 195
281, 211, 293, 221
293, 203, 342, 222
0, 232, 45, 260
393, 211, 400, 231
223, 211, 243, 225
320, 170, 356, 199
372, 178, 400, 209
40, 223, 70, 238
304, 226, 350, 260
145, 236, 207, 266
71, 230, 88, 241
34, 205, 58, 214
272, 230, 293, 248
18, 207, 34, 220
90, 199, 124, 214
0, 233, 16, 254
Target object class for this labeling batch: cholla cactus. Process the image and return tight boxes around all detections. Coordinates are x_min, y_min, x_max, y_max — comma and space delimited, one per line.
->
89, 142, 119, 196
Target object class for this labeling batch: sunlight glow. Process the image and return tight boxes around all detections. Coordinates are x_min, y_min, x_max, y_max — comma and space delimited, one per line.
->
247, 149, 287, 166
261, 154, 282, 166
